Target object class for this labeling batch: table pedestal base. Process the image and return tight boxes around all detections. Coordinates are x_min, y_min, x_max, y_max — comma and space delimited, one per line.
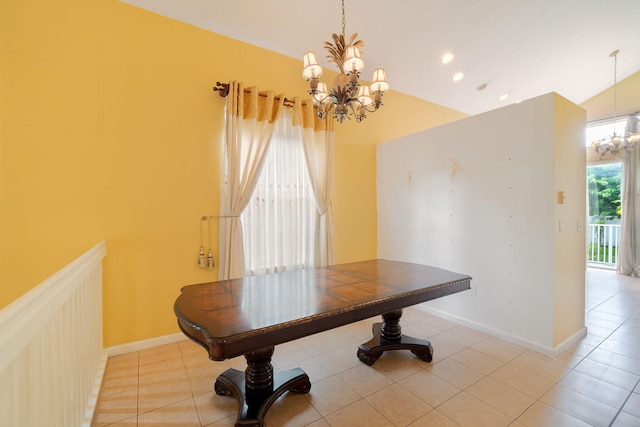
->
214, 346, 311, 427
357, 309, 433, 366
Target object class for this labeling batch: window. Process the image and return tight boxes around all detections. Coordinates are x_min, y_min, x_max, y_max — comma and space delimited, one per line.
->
587, 163, 622, 266
241, 109, 316, 275
586, 119, 627, 146
586, 119, 624, 266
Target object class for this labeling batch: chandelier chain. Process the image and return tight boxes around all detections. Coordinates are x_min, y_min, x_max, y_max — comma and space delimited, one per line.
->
613, 52, 617, 126
341, 0, 346, 38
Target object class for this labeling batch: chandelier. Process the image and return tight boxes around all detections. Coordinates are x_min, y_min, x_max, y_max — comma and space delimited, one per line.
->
301, 0, 389, 123
591, 50, 640, 158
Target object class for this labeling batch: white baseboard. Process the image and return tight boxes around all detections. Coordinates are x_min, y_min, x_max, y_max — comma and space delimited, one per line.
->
105, 333, 187, 356
414, 304, 587, 358
552, 326, 588, 357
104, 311, 588, 360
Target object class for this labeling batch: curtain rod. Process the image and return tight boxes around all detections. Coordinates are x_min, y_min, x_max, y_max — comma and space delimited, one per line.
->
214, 81, 308, 108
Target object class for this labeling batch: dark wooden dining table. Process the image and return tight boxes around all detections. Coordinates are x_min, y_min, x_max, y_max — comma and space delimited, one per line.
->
174, 259, 471, 426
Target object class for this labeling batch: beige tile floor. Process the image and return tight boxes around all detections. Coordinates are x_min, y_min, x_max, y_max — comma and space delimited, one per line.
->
93, 268, 640, 426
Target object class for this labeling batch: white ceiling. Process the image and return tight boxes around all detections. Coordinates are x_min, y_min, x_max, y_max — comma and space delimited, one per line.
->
121, 0, 640, 116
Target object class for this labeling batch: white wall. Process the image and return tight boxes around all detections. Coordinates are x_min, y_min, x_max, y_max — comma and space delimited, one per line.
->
377, 93, 586, 355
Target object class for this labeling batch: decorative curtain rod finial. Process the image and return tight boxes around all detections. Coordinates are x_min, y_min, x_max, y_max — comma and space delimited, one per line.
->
213, 82, 230, 98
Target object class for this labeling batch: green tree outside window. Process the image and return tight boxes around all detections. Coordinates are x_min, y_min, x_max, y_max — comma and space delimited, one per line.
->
588, 163, 621, 220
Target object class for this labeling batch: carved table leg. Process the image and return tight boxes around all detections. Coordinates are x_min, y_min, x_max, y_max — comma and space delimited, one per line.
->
357, 309, 433, 366
214, 346, 311, 427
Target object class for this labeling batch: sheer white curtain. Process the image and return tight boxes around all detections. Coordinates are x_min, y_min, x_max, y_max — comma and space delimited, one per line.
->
618, 115, 640, 276
241, 109, 316, 275
218, 82, 283, 280
293, 98, 335, 266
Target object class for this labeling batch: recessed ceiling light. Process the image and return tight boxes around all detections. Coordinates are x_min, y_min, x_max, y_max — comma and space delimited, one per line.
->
441, 53, 454, 64
452, 72, 464, 82
498, 93, 509, 101
515, 100, 523, 104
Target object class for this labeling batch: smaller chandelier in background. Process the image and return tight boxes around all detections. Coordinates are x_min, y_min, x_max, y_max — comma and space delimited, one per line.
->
591, 50, 640, 158
302, 0, 389, 124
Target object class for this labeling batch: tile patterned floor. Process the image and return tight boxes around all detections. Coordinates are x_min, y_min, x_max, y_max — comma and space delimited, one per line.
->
93, 268, 640, 426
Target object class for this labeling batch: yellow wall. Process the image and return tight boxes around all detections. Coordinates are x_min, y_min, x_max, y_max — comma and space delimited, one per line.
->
580, 71, 640, 122
552, 94, 587, 346
0, 0, 466, 347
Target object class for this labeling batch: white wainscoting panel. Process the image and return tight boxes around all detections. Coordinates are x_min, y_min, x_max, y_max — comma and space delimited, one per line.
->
0, 242, 107, 427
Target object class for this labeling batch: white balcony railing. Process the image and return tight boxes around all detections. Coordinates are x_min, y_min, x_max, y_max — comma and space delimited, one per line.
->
588, 223, 620, 267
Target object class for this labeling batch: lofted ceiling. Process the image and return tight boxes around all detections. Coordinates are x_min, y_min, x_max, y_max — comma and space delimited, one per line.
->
120, 0, 640, 117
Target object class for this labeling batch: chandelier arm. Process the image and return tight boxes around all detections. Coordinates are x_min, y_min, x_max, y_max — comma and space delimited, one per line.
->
362, 103, 379, 113
311, 91, 333, 105
348, 99, 359, 112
